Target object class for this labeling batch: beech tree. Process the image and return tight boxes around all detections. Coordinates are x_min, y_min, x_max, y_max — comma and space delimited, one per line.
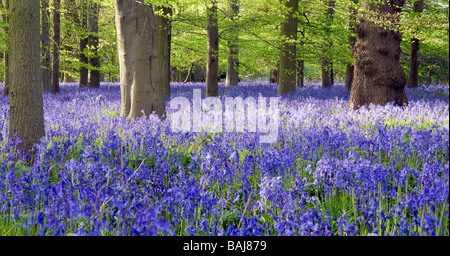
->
406, 0, 424, 88
206, 0, 219, 97
349, 0, 408, 109
277, 0, 298, 95
114, 0, 165, 119
88, 1, 100, 88
321, 0, 335, 88
52, 0, 61, 93
225, 0, 239, 87
345, 0, 358, 90
8, 0, 45, 155
155, 4, 172, 98
41, 0, 51, 91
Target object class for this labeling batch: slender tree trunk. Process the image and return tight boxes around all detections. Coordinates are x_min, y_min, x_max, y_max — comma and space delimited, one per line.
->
1, 0, 9, 96
349, 0, 407, 109
9, 0, 45, 156
321, 0, 335, 88
206, 0, 219, 97
277, 0, 298, 95
270, 67, 278, 84
406, 0, 424, 88
345, 0, 358, 90
79, 0, 89, 87
183, 63, 194, 83
114, 0, 165, 119
88, 2, 100, 87
52, 0, 60, 93
155, 5, 172, 97
41, 0, 51, 91
297, 59, 304, 87
226, 0, 239, 87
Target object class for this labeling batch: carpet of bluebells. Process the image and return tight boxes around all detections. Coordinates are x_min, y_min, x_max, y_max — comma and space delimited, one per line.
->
0, 82, 448, 236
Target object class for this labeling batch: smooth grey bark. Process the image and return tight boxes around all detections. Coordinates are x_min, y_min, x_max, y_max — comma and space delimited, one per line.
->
349, 0, 408, 109
225, 0, 239, 87
88, 1, 100, 87
52, 0, 60, 93
114, 0, 165, 119
206, 0, 219, 97
8, 0, 45, 155
277, 0, 298, 95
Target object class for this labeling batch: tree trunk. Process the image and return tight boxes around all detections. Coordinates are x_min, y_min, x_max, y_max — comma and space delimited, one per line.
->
2, 0, 9, 96
52, 0, 60, 93
349, 0, 407, 109
277, 0, 298, 95
183, 63, 194, 83
406, 0, 424, 88
155, 5, 172, 98
115, 0, 133, 116
297, 59, 304, 87
345, 0, 358, 90
206, 1, 219, 97
88, 2, 100, 87
114, 0, 165, 119
79, 0, 89, 87
321, 0, 335, 88
41, 0, 51, 91
270, 67, 278, 84
8, 0, 45, 155
225, 0, 239, 87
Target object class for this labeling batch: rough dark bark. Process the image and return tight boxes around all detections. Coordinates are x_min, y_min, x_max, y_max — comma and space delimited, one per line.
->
41, 0, 51, 91
349, 0, 408, 109
114, 0, 165, 119
206, 1, 219, 97
225, 0, 239, 87
88, 2, 100, 88
345, 0, 358, 90
277, 0, 298, 95
52, 0, 60, 94
406, 0, 424, 88
321, 0, 335, 88
155, 5, 172, 97
8, 0, 45, 155
270, 67, 278, 84
79, 0, 89, 87
297, 59, 304, 87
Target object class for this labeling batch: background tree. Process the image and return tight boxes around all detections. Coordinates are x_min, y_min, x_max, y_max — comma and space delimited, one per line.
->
1, 0, 9, 96
88, 1, 100, 87
155, 4, 172, 98
349, 0, 408, 109
8, 0, 45, 156
52, 0, 61, 93
406, 0, 424, 88
206, 0, 219, 97
321, 0, 335, 88
225, 0, 239, 87
345, 0, 358, 90
277, 0, 298, 95
41, 0, 51, 91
